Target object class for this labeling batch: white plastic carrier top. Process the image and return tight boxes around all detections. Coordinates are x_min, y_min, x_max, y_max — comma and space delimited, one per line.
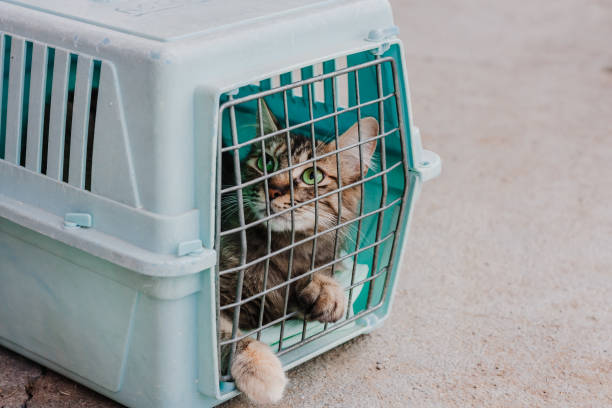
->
5, 0, 347, 41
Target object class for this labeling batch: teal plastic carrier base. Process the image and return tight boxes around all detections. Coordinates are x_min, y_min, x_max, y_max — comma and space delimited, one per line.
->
0, 1, 440, 407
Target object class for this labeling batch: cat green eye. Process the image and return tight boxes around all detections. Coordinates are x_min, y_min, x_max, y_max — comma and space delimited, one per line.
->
257, 156, 276, 173
302, 167, 324, 185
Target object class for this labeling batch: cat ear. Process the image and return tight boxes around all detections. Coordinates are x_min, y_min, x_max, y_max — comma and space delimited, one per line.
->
328, 117, 379, 176
256, 99, 280, 137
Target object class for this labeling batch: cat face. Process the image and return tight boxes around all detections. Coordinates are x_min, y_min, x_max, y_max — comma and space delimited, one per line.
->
241, 101, 379, 233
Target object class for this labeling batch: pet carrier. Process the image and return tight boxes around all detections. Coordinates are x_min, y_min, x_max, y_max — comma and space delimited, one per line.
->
0, 0, 440, 406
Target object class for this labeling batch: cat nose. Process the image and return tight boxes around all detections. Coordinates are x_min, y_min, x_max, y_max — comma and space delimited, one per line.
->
268, 188, 283, 200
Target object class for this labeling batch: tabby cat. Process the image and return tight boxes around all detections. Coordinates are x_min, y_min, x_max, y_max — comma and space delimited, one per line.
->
219, 100, 378, 404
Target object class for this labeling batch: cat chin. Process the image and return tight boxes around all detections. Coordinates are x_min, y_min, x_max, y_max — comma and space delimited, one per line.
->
251, 208, 315, 233
261, 214, 314, 233
269, 217, 312, 233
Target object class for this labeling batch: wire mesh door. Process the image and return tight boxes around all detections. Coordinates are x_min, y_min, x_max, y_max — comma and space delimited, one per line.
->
215, 54, 410, 381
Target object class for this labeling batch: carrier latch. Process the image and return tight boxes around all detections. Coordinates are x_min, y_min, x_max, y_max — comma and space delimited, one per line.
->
366, 26, 400, 55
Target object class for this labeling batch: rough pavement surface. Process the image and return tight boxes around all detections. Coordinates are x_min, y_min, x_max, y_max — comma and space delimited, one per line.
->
2, 0, 612, 407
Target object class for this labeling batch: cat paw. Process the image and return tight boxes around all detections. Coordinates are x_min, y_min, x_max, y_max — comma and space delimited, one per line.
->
231, 339, 287, 404
298, 274, 347, 323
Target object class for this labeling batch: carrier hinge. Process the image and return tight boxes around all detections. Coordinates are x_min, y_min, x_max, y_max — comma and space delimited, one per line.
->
64, 213, 93, 229
366, 26, 400, 55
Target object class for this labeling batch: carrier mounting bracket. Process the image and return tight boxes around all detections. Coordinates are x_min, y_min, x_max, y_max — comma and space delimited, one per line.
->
177, 239, 205, 257
366, 26, 400, 55
64, 213, 93, 229
411, 127, 442, 182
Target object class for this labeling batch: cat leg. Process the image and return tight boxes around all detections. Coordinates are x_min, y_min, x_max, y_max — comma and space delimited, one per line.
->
297, 273, 347, 323
219, 314, 287, 404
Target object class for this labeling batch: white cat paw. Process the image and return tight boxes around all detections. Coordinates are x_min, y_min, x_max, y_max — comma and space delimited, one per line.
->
231, 339, 287, 404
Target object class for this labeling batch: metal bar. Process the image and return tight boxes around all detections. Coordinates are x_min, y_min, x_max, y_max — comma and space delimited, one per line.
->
326, 75, 342, 330
276, 302, 385, 357
377, 59, 412, 304
219, 266, 389, 349
219, 301, 385, 382
221, 94, 395, 153
344, 69, 366, 320
220, 127, 398, 194
220, 310, 300, 346
216, 55, 411, 380
215, 128, 223, 373
220, 58, 395, 109
301, 82, 318, 341
25, 42, 47, 172
219, 195, 401, 278
46, 49, 70, 180
227, 99, 248, 369
256, 97, 273, 341
68, 56, 93, 188
220, 158, 401, 237
330, 76, 343, 276
278, 90, 295, 351
220, 230, 397, 310
215, 104, 224, 375
344, 267, 388, 292
4, 37, 26, 164
366, 57, 389, 308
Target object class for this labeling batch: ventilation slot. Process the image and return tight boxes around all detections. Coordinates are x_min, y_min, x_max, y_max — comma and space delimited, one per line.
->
19, 42, 33, 166
40, 47, 55, 174
61, 54, 78, 183
0, 38, 104, 190
85, 61, 101, 191
0, 35, 11, 159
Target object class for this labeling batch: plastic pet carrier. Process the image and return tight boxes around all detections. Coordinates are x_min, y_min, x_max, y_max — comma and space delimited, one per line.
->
0, 0, 441, 406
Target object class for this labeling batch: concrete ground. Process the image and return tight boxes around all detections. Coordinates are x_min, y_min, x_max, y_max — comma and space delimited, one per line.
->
2, 0, 612, 407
